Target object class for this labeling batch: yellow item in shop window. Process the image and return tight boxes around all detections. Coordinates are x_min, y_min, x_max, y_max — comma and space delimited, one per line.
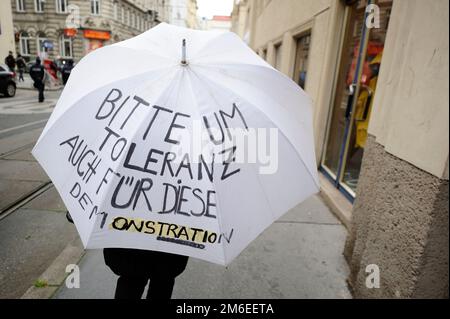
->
354, 52, 382, 149
354, 75, 378, 149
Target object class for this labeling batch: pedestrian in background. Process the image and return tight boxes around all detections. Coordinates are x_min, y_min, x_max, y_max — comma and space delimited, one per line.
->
16, 54, 26, 82
29, 57, 46, 103
4, 51, 16, 73
61, 59, 74, 85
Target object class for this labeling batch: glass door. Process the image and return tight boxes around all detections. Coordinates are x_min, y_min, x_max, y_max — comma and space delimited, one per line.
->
321, 0, 392, 199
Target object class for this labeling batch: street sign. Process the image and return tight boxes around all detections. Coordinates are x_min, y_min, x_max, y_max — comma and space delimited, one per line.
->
43, 40, 54, 49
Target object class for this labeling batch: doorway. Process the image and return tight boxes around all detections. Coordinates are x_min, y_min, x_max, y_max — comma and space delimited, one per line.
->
321, 0, 392, 201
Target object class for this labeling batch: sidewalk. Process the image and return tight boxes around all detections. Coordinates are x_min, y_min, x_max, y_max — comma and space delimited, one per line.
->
16, 75, 63, 91
0, 123, 78, 298
53, 195, 352, 299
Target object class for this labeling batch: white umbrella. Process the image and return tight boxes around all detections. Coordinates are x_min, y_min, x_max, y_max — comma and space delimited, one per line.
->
32, 23, 319, 266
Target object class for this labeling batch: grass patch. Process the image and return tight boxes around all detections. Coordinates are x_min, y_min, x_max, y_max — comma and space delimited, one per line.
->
34, 279, 48, 288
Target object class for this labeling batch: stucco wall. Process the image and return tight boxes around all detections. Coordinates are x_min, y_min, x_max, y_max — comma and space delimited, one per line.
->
0, 0, 16, 59
248, 0, 342, 164
251, 0, 331, 50
369, 0, 449, 179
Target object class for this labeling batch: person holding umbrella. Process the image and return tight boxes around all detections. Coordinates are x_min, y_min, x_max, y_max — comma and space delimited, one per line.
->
33, 23, 319, 299
66, 210, 188, 299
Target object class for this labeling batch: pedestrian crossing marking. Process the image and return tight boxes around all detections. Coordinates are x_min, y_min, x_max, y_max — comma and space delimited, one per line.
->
0, 99, 57, 114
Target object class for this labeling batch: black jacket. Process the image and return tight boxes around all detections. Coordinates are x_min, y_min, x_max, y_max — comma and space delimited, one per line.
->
65, 211, 188, 279
61, 65, 73, 84
30, 63, 45, 82
17, 57, 26, 69
5, 55, 15, 70
103, 248, 189, 279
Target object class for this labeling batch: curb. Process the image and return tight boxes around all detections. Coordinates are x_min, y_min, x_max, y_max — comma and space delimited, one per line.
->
20, 238, 85, 299
318, 173, 353, 230
17, 87, 63, 92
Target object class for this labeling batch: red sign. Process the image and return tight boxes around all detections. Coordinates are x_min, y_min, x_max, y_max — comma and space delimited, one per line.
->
64, 28, 77, 37
83, 29, 110, 40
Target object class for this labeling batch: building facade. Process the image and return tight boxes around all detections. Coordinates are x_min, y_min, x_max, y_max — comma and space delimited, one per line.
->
230, 0, 252, 44
0, 0, 16, 60
200, 15, 231, 33
185, 0, 198, 28
166, 0, 198, 29
144, 0, 170, 23
11, 0, 161, 62
232, 0, 449, 298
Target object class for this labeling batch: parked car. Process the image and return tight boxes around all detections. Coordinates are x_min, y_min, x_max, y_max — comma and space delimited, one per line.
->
0, 64, 16, 97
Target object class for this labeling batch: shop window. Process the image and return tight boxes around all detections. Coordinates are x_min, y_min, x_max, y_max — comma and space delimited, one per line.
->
321, 0, 393, 198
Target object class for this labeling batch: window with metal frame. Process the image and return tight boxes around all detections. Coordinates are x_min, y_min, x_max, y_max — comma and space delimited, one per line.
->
113, 2, 118, 20
35, 0, 44, 13
36, 32, 48, 56
91, 0, 100, 15
19, 32, 31, 56
60, 35, 73, 58
16, 0, 26, 12
56, 0, 68, 13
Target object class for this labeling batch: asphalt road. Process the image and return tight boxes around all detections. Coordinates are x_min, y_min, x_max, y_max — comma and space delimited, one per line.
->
0, 88, 78, 299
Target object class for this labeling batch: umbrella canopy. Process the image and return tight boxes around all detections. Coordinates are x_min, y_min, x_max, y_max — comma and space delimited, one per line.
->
32, 23, 319, 266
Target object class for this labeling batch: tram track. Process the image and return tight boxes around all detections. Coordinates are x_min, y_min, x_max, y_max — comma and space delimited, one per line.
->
0, 124, 52, 222
0, 181, 53, 221
0, 141, 36, 159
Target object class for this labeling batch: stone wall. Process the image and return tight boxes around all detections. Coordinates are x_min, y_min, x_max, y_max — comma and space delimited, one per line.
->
345, 135, 449, 298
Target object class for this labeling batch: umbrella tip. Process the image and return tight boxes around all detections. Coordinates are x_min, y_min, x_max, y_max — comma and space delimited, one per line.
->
181, 39, 188, 66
